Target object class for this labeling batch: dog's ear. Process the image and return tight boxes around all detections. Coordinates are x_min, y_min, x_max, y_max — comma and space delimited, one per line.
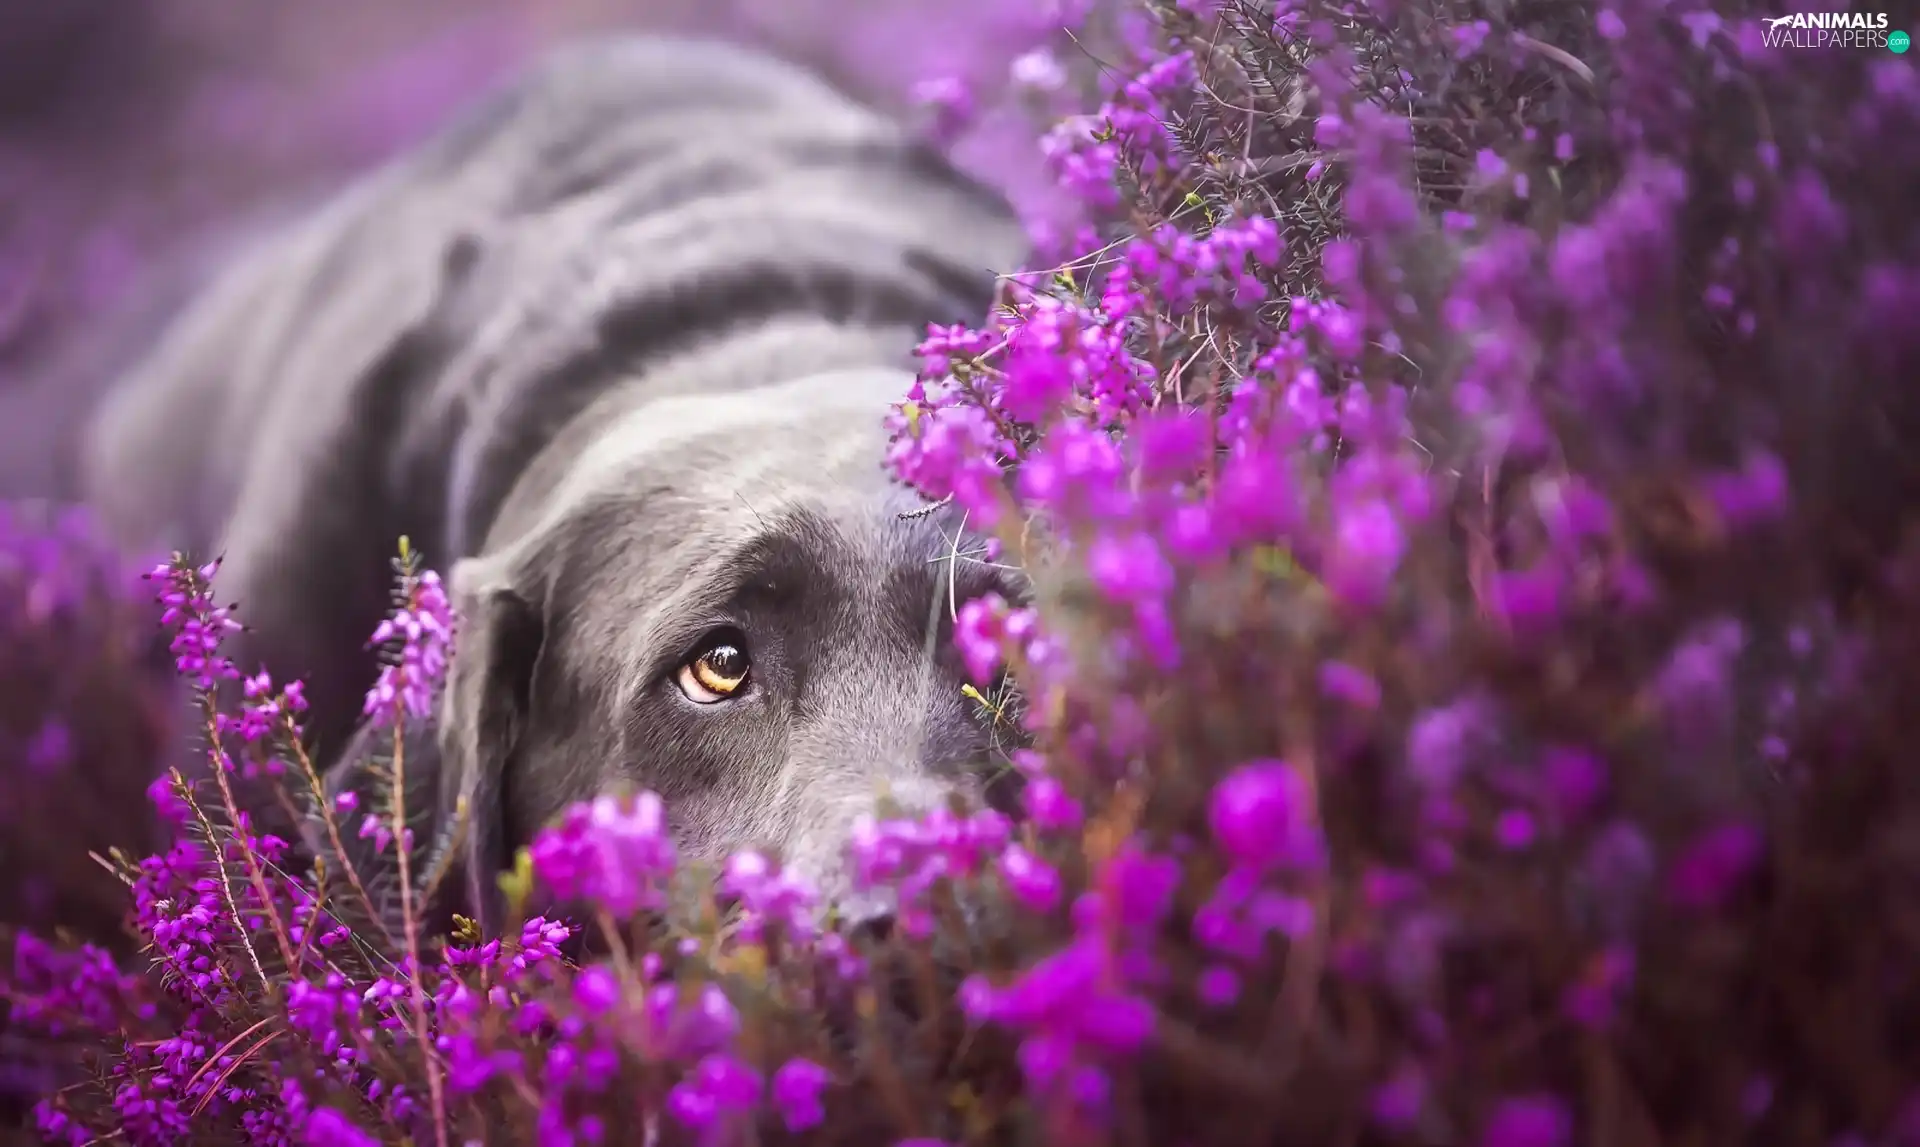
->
440, 551, 548, 937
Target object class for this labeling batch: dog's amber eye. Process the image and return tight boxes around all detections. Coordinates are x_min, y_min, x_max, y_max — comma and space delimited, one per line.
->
675, 634, 751, 704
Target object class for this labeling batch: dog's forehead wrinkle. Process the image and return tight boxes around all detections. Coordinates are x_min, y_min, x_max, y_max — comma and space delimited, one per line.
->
513, 378, 887, 551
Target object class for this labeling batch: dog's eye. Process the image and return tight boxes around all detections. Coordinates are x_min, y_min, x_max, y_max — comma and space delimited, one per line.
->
675, 631, 751, 704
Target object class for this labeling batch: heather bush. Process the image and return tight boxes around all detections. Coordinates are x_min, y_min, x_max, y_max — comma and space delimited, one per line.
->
0, 504, 172, 943
5, 0, 1920, 1144
0, 504, 174, 1122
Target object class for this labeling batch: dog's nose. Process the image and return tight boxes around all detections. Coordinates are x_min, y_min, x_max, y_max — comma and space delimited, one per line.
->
837, 894, 897, 944
833, 883, 906, 937
835, 894, 993, 948
847, 911, 895, 944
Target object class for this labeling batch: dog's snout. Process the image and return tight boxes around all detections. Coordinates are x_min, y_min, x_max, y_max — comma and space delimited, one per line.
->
827, 888, 898, 943
846, 909, 896, 945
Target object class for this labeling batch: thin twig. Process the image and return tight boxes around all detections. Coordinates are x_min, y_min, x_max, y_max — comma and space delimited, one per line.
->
289, 731, 399, 950
388, 719, 453, 1147
177, 764, 272, 996
197, 702, 300, 976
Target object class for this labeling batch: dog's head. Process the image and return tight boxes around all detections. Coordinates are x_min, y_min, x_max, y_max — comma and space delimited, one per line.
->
439, 368, 1022, 934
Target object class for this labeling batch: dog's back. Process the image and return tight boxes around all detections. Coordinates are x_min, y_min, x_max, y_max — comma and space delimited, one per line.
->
84, 37, 1021, 554
80, 37, 1027, 761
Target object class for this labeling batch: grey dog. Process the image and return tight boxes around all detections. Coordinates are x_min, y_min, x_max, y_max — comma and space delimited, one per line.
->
79, 38, 1030, 933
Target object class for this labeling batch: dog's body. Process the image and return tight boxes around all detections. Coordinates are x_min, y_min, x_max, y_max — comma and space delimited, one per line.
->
80, 38, 1028, 929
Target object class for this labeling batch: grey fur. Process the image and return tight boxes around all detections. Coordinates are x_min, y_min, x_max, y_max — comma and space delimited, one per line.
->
80, 37, 1030, 933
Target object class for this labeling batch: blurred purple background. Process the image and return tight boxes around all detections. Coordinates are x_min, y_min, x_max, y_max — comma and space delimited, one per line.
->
0, 0, 1056, 495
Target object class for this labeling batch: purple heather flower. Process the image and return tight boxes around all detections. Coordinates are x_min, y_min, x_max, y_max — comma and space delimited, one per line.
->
1197, 965, 1241, 1008
1371, 1067, 1429, 1130
1563, 945, 1637, 1028
887, 398, 1008, 517
1453, 19, 1493, 55
1668, 822, 1765, 910
661, 983, 742, 1059
999, 844, 1064, 913
302, 1107, 381, 1147
528, 791, 678, 919
510, 910, 568, 976
145, 556, 243, 689
1010, 47, 1066, 93
1212, 445, 1302, 544
1131, 410, 1211, 478
771, 1058, 832, 1132
22, 719, 71, 772
363, 568, 455, 726
910, 75, 975, 146
1193, 867, 1315, 960
1654, 618, 1746, 738
954, 593, 1010, 683
1405, 698, 1489, 789
146, 771, 190, 824
33, 1102, 87, 1147
1209, 760, 1324, 872
913, 322, 997, 377
962, 938, 1156, 1072
850, 806, 1012, 937
719, 850, 819, 942
1581, 820, 1659, 936
222, 666, 309, 744
1541, 746, 1608, 822
1362, 867, 1421, 909
1086, 844, 1183, 935
356, 811, 410, 856
668, 1053, 763, 1134
1319, 659, 1382, 709
1022, 775, 1085, 834
1703, 452, 1789, 530
1001, 344, 1077, 424
1494, 809, 1537, 850
1482, 1095, 1573, 1147
1088, 532, 1174, 604
1492, 566, 1565, 633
